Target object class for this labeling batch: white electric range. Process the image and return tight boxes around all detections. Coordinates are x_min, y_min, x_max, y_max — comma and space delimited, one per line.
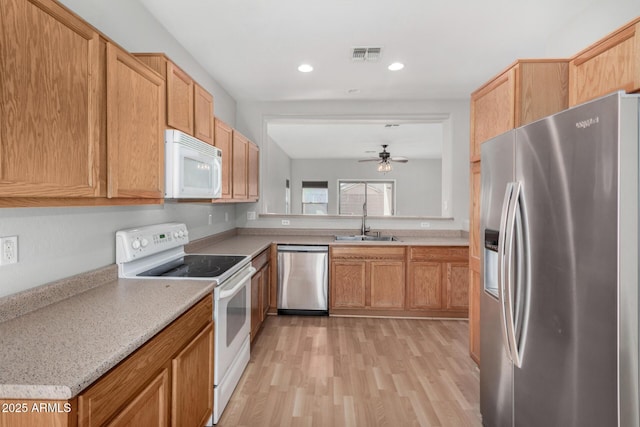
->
116, 222, 255, 425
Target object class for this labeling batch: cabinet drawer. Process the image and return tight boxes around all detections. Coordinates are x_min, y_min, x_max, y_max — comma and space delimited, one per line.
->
251, 248, 269, 271
409, 246, 468, 262
331, 246, 405, 260
570, 18, 640, 106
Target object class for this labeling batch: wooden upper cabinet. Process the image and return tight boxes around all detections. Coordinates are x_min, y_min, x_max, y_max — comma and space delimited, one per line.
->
166, 61, 194, 135
194, 83, 214, 145
570, 18, 640, 106
247, 142, 259, 200
214, 118, 233, 199
106, 43, 164, 198
0, 0, 102, 198
134, 54, 214, 142
470, 60, 568, 161
232, 131, 249, 199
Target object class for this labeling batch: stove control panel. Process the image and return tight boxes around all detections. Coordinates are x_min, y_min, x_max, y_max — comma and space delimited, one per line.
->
116, 222, 189, 263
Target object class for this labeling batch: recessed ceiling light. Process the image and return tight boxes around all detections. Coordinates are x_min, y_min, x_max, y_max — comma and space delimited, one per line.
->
298, 64, 313, 73
346, 88, 361, 95
388, 62, 404, 71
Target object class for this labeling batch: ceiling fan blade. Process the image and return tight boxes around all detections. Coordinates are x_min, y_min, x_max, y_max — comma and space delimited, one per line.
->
390, 158, 409, 163
357, 158, 381, 162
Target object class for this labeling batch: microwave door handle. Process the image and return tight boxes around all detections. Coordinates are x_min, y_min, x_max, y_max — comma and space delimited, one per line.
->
498, 182, 515, 361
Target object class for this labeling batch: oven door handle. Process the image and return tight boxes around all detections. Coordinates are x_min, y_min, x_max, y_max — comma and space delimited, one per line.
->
217, 266, 256, 300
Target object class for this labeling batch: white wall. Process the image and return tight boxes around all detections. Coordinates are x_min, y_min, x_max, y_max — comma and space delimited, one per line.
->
263, 137, 292, 214
234, 99, 470, 230
0, 0, 239, 298
287, 159, 442, 216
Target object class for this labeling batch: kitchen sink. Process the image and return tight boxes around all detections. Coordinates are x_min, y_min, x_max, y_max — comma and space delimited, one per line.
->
334, 235, 399, 242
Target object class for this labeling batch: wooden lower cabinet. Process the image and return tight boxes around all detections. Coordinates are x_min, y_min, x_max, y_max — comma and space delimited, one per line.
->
171, 323, 214, 427
406, 247, 469, 318
1, 296, 215, 427
330, 246, 405, 313
250, 248, 270, 342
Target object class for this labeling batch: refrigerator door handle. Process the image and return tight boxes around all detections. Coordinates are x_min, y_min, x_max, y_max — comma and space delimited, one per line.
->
504, 181, 523, 367
498, 182, 515, 361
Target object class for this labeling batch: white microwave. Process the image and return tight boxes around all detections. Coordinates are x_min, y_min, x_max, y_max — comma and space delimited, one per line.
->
165, 130, 222, 199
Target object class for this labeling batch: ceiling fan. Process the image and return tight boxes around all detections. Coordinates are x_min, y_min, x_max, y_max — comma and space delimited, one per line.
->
358, 144, 408, 172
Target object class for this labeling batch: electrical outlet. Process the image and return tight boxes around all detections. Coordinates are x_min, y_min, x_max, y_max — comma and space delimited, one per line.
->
225, 212, 229, 222
0, 236, 18, 265
281, 219, 290, 226
208, 214, 213, 225
420, 222, 431, 228
247, 211, 256, 221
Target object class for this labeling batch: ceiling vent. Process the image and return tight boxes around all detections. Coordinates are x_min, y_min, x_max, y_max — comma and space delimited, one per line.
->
352, 47, 382, 62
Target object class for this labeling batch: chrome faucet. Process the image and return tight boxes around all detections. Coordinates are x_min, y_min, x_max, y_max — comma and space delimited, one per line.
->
361, 201, 370, 236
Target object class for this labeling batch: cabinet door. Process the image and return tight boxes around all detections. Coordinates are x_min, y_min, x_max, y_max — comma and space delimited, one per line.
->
171, 323, 214, 427
166, 62, 194, 135
108, 369, 169, 427
369, 261, 405, 309
247, 142, 259, 200
469, 268, 481, 365
250, 270, 262, 342
407, 262, 443, 310
106, 43, 164, 198
470, 67, 516, 162
232, 132, 248, 199
214, 118, 233, 199
262, 264, 270, 320
330, 261, 366, 308
194, 84, 214, 145
445, 262, 469, 310
0, 0, 101, 198
570, 19, 640, 106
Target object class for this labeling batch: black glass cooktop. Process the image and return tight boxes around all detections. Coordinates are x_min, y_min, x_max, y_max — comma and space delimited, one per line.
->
137, 254, 247, 278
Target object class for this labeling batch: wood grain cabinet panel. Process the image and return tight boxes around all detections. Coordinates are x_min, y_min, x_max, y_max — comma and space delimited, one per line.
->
214, 118, 233, 199
570, 18, 640, 106
166, 61, 194, 135
232, 131, 249, 199
446, 262, 469, 310
108, 369, 169, 427
331, 261, 367, 308
194, 84, 214, 145
0, 0, 102, 198
171, 323, 214, 427
251, 269, 262, 341
470, 60, 568, 162
106, 43, 164, 198
262, 264, 270, 320
469, 268, 481, 364
250, 249, 271, 343
369, 262, 405, 309
407, 262, 443, 310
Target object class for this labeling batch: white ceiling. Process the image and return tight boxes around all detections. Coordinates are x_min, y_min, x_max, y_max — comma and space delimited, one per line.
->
139, 0, 640, 101
267, 121, 443, 159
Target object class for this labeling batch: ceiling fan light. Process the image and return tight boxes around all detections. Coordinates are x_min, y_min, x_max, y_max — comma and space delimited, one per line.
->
377, 161, 392, 173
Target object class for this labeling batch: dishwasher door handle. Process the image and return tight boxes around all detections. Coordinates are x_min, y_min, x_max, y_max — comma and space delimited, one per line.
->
277, 245, 329, 253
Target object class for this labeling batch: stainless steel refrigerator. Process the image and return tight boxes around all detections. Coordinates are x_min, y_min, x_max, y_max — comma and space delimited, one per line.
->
480, 91, 639, 427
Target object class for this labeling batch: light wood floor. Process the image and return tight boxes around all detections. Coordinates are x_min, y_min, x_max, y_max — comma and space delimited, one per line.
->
218, 316, 481, 427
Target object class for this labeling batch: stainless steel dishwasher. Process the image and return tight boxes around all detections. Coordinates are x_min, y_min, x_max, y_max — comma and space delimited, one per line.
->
277, 245, 329, 315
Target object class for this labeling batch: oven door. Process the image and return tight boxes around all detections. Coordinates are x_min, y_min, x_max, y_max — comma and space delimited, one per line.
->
213, 264, 255, 384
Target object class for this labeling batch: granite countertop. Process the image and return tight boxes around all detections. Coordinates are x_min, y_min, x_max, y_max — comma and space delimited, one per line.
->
0, 271, 213, 400
0, 228, 467, 401
188, 231, 468, 258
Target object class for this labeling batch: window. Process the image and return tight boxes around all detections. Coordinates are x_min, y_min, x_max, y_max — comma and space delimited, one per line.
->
338, 180, 395, 216
302, 181, 328, 215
